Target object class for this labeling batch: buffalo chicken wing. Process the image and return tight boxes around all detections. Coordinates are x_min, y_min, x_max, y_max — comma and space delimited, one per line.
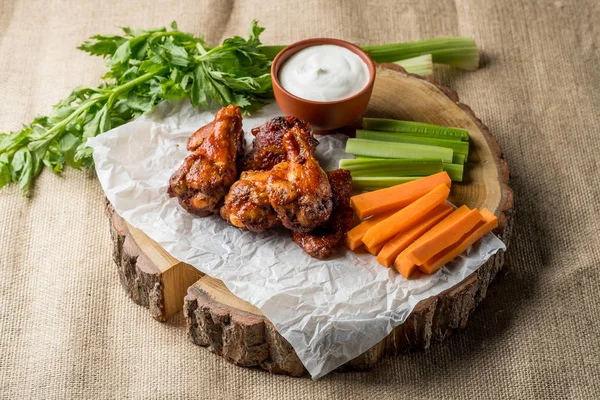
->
266, 127, 332, 233
220, 170, 279, 232
168, 105, 244, 216
291, 169, 355, 259
240, 116, 318, 171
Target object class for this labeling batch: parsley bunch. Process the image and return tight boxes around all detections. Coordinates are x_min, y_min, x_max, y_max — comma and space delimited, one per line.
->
0, 21, 272, 195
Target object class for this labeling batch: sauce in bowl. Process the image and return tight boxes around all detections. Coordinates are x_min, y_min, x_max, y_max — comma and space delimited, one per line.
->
278, 44, 371, 102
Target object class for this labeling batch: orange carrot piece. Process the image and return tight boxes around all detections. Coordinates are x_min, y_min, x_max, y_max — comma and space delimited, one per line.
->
394, 255, 418, 278
362, 184, 450, 249
376, 204, 453, 268
420, 208, 498, 274
394, 206, 469, 276
406, 206, 483, 265
366, 241, 385, 255
344, 210, 397, 250
350, 172, 451, 219
408, 205, 470, 246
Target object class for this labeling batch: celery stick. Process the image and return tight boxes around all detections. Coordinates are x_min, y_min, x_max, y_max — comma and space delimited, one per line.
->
345, 139, 453, 163
394, 54, 433, 76
443, 163, 464, 182
339, 158, 442, 177
362, 119, 469, 141
356, 130, 469, 156
352, 176, 420, 191
261, 48, 432, 76
453, 153, 466, 164
340, 158, 438, 167
361, 37, 479, 70
260, 37, 479, 70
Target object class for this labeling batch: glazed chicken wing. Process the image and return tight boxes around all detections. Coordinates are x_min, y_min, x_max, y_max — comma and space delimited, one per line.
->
186, 121, 214, 151
267, 127, 332, 233
290, 169, 355, 259
240, 116, 319, 171
168, 105, 244, 216
220, 170, 279, 232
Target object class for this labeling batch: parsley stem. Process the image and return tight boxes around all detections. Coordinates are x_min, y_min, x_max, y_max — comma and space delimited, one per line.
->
3, 141, 26, 157
106, 67, 169, 109
28, 95, 109, 151
28, 67, 169, 151
148, 31, 196, 41
112, 67, 168, 96
194, 44, 229, 62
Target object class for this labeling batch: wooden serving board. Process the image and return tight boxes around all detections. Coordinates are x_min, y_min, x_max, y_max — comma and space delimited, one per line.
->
106, 64, 514, 376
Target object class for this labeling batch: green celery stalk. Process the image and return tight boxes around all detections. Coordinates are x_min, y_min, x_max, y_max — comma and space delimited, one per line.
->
259, 37, 479, 70
340, 157, 438, 167
352, 176, 420, 191
345, 139, 453, 163
339, 158, 442, 177
356, 130, 469, 156
453, 153, 466, 164
362, 119, 469, 141
260, 47, 433, 76
361, 37, 479, 70
394, 54, 433, 76
443, 163, 464, 182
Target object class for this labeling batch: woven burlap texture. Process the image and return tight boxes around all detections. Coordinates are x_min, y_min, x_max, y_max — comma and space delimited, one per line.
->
1, 0, 599, 398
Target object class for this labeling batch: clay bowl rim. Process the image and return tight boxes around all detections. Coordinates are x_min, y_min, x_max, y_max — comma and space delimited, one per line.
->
270, 38, 377, 106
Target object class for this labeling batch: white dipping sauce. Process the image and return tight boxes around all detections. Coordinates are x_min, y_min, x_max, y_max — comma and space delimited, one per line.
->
278, 44, 370, 102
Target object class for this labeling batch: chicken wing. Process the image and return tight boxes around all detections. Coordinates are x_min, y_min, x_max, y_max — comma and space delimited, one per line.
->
220, 170, 279, 232
240, 116, 319, 171
168, 105, 244, 216
267, 127, 332, 233
186, 121, 214, 151
291, 169, 356, 259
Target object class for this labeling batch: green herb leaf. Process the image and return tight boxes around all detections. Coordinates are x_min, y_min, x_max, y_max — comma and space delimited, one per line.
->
78, 35, 127, 57
163, 41, 189, 67
11, 148, 27, 174
0, 154, 11, 189
190, 65, 208, 107
111, 40, 131, 65
58, 132, 80, 153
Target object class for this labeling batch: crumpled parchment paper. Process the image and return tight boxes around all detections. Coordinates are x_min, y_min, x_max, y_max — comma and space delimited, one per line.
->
88, 99, 505, 379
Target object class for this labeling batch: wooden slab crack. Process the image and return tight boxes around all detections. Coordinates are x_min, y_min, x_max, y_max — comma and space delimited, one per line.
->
105, 64, 514, 376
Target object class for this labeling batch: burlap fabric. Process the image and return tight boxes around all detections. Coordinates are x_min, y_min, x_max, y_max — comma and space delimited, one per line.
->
1, 0, 599, 398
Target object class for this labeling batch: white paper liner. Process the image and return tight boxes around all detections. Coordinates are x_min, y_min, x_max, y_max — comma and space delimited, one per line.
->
88, 100, 505, 379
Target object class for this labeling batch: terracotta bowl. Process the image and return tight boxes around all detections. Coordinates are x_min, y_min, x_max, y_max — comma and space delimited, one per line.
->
271, 38, 376, 131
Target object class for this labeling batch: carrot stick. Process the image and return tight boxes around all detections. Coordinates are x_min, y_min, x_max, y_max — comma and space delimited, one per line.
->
405, 206, 483, 265
366, 241, 385, 255
362, 183, 450, 249
420, 208, 498, 274
350, 172, 451, 219
376, 204, 453, 267
392, 206, 469, 276
344, 210, 397, 250
394, 255, 418, 278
